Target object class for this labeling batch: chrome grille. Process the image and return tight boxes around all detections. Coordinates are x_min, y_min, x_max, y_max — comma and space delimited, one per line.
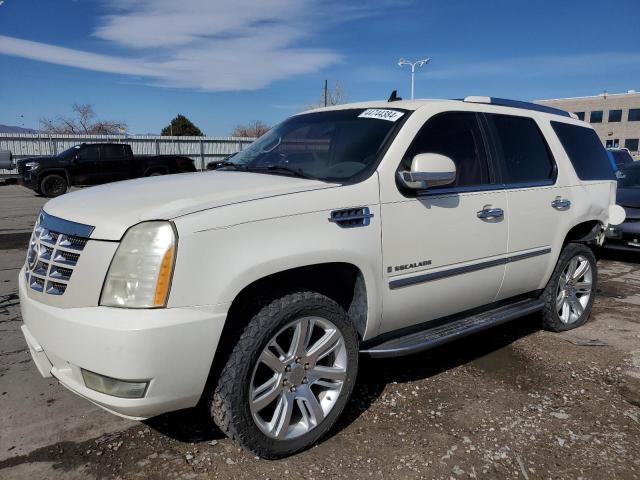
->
24, 211, 94, 296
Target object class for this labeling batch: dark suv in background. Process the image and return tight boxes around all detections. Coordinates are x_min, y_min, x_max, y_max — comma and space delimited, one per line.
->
18, 143, 196, 197
605, 161, 640, 252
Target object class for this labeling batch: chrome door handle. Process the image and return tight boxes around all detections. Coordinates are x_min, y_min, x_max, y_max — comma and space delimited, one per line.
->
551, 198, 571, 210
477, 207, 504, 220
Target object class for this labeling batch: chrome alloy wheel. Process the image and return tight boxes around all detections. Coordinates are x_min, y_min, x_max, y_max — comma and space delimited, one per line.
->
556, 254, 593, 324
249, 316, 347, 440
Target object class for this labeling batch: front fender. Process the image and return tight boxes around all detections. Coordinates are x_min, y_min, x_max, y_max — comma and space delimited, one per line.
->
169, 207, 384, 340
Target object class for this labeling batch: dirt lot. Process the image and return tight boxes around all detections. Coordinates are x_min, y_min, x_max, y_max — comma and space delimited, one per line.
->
1, 184, 640, 479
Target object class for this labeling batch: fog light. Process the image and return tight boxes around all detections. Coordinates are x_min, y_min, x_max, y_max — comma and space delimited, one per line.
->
81, 369, 149, 399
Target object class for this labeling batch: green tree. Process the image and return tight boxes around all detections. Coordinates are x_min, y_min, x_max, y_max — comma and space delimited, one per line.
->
161, 114, 204, 136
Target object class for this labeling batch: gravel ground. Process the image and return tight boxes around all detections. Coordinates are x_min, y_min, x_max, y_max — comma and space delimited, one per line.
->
1, 185, 639, 479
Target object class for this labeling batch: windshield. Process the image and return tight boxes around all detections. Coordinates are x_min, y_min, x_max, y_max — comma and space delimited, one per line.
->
57, 145, 81, 158
226, 108, 407, 182
610, 149, 634, 167
618, 163, 640, 188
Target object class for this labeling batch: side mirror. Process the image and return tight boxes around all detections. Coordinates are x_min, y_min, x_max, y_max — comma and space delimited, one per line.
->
398, 153, 456, 190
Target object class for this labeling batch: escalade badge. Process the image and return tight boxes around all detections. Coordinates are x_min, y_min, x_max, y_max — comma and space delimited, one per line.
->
27, 238, 39, 270
387, 260, 431, 273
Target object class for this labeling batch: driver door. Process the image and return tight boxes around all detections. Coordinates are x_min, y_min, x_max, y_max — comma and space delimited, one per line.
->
380, 112, 508, 334
72, 144, 100, 185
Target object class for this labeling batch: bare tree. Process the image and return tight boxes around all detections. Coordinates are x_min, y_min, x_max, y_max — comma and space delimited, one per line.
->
231, 120, 271, 138
40, 104, 127, 135
304, 81, 347, 110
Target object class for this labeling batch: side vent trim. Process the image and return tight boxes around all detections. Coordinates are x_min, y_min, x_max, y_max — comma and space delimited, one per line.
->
329, 207, 374, 228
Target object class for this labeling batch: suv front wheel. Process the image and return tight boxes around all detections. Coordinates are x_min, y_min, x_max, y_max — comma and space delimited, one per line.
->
541, 243, 597, 332
210, 290, 359, 458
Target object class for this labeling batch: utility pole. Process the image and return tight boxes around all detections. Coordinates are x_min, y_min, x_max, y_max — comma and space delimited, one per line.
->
324, 79, 328, 107
398, 57, 431, 99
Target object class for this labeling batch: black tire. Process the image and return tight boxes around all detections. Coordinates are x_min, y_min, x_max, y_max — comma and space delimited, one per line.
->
40, 174, 68, 198
541, 243, 597, 332
147, 171, 164, 177
210, 290, 359, 459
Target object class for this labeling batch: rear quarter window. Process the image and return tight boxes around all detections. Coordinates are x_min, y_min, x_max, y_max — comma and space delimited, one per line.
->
550, 122, 616, 181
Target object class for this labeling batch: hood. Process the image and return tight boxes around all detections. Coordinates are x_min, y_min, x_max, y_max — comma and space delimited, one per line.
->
617, 188, 640, 210
17, 155, 57, 164
43, 171, 338, 240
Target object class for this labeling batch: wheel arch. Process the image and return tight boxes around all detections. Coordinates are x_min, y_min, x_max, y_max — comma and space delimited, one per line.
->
227, 262, 369, 340
144, 165, 169, 176
199, 262, 369, 407
562, 219, 605, 247
37, 169, 71, 188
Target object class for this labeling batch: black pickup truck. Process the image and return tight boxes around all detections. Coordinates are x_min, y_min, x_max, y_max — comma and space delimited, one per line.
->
18, 143, 197, 197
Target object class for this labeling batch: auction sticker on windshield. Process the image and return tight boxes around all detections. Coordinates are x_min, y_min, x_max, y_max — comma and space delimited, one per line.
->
358, 109, 404, 122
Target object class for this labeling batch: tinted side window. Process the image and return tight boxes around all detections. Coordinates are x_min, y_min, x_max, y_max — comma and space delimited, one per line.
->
486, 114, 555, 184
550, 122, 616, 181
101, 144, 124, 161
403, 112, 491, 188
80, 145, 100, 162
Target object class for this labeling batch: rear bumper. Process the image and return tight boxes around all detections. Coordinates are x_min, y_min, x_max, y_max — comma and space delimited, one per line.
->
19, 269, 229, 419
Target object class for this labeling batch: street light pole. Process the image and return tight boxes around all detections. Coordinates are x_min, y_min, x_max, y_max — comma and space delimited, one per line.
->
398, 57, 431, 99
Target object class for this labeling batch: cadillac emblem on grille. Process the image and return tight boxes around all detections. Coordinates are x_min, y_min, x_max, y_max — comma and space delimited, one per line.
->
26, 236, 39, 271
24, 211, 94, 296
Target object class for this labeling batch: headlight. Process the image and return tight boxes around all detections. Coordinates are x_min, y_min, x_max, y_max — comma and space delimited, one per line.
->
25, 161, 40, 170
100, 221, 177, 308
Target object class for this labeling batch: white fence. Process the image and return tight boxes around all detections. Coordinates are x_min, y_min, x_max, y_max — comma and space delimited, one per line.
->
0, 133, 255, 172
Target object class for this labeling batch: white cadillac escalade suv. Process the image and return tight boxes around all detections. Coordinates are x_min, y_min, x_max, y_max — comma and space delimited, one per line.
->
20, 96, 625, 458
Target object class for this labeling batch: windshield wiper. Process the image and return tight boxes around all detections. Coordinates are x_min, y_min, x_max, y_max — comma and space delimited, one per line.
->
245, 164, 316, 180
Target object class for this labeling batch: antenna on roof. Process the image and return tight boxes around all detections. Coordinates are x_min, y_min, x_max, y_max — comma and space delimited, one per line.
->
388, 90, 402, 102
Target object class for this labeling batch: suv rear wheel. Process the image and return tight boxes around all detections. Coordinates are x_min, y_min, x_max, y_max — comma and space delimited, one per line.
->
210, 291, 359, 458
40, 174, 68, 198
541, 243, 597, 332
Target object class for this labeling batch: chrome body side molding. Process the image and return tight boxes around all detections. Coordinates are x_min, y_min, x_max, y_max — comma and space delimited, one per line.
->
389, 248, 551, 290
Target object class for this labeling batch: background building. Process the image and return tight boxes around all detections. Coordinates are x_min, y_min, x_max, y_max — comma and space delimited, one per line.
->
537, 90, 640, 158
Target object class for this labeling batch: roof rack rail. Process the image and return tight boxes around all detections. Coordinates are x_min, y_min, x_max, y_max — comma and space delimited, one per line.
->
463, 96, 575, 119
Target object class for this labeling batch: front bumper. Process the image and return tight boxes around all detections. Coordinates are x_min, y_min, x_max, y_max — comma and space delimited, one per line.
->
19, 269, 229, 419
20, 170, 36, 188
604, 220, 640, 252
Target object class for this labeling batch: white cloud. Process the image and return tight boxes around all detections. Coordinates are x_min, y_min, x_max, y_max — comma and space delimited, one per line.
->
0, 35, 158, 77
0, 0, 386, 91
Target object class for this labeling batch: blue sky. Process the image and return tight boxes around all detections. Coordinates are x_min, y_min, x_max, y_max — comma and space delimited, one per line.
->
1, 0, 639, 135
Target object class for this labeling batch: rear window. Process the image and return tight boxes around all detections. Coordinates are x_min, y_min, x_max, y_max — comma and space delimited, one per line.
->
610, 149, 634, 167
551, 122, 616, 181
486, 114, 555, 184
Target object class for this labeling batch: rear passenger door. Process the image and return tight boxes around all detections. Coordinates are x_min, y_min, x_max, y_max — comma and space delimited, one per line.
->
483, 113, 567, 300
